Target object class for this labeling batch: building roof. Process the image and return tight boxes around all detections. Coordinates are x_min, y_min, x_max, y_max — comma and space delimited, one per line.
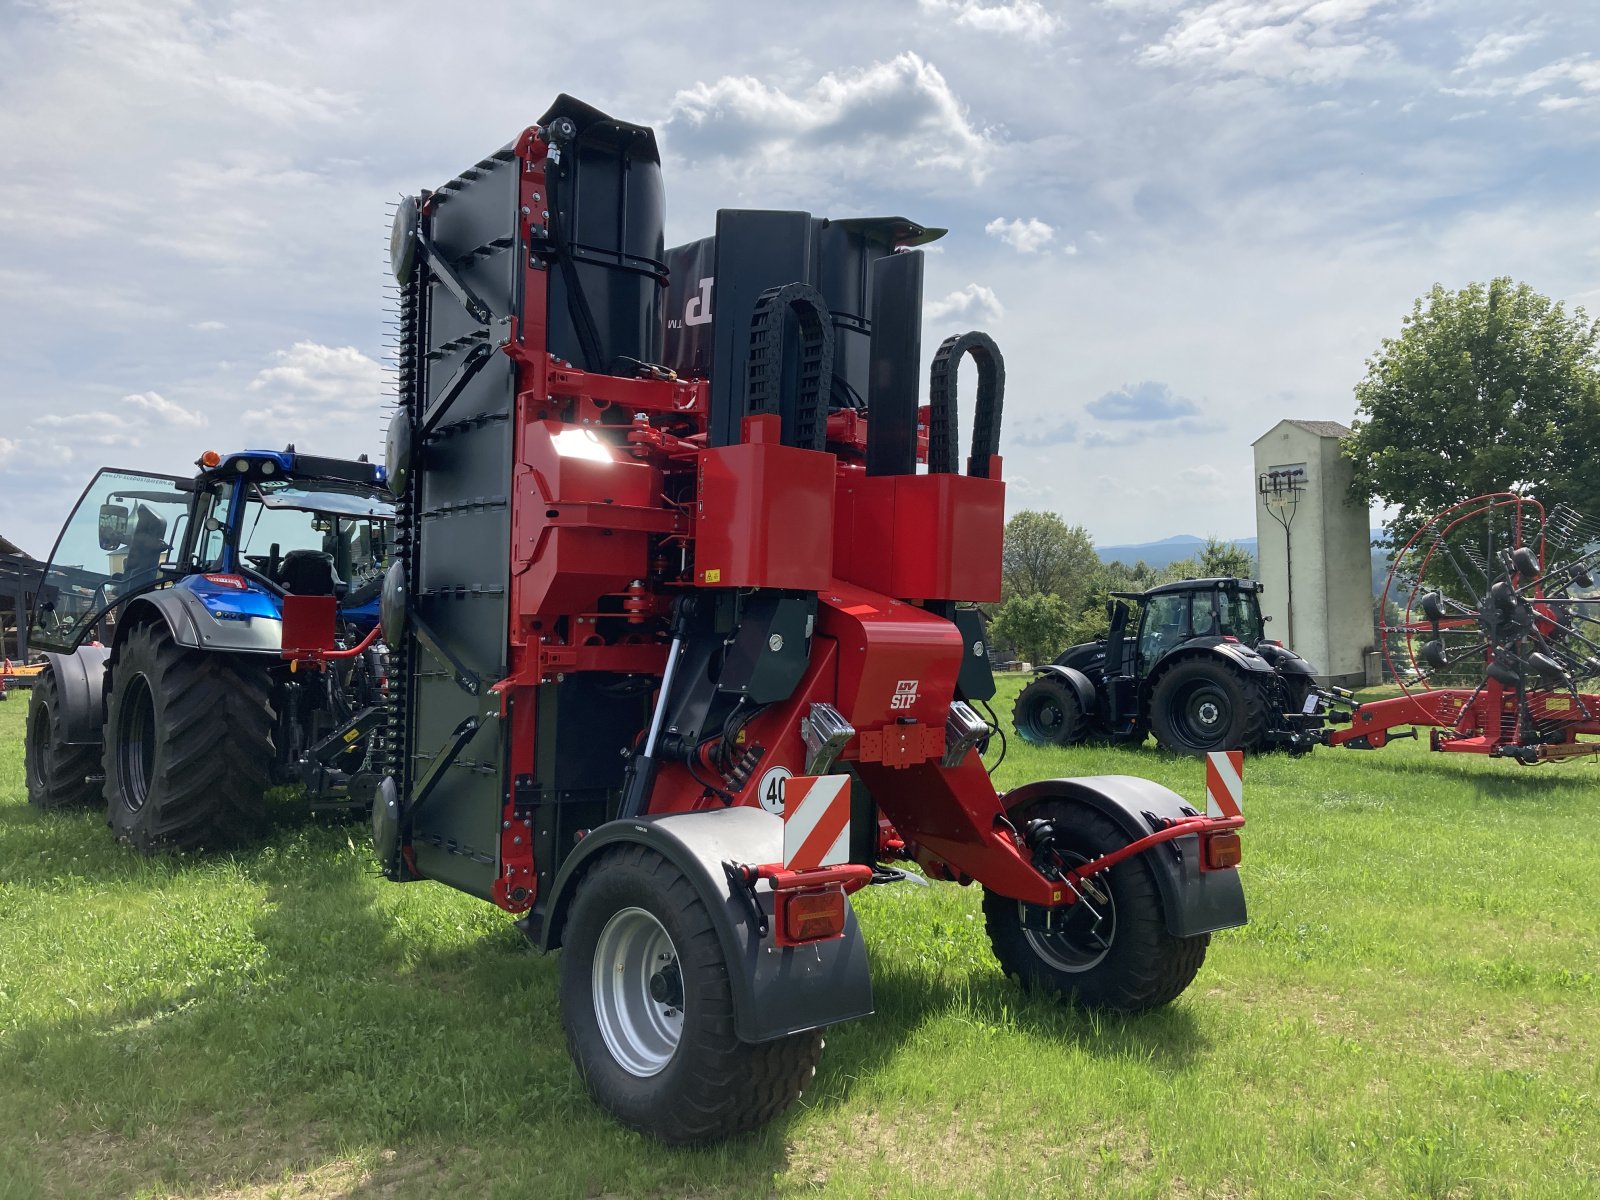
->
0, 534, 31, 559
1251, 418, 1351, 445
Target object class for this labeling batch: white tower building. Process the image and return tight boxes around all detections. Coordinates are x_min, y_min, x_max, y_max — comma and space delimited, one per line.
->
1252, 420, 1372, 688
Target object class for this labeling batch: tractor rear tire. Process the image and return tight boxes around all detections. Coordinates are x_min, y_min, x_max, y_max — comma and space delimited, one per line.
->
25, 667, 102, 810
1013, 675, 1088, 747
983, 802, 1208, 1011
1148, 659, 1269, 756
559, 845, 823, 1144
104, 621, 276, 853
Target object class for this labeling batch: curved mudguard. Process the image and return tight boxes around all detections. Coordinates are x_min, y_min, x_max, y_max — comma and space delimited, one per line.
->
540, 806, 874, 1044
1181, 640, 1276, 675
1033, 664, 1098, 717
1003, 775, 1247, 938
39, 647, 111, 745
123, 590, 283, 655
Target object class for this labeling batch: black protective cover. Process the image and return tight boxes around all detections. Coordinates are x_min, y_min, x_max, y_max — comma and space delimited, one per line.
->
1002, 775, 1248, 938
38, 647, 110, 746
397, 99, 668, 899
540, 806, 875, 1043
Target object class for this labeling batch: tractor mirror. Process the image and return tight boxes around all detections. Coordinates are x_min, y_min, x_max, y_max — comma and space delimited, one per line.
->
97, 503, 130, 551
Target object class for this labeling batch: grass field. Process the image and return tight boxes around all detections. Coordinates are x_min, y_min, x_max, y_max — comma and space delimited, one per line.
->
2, 676, 1599, 1198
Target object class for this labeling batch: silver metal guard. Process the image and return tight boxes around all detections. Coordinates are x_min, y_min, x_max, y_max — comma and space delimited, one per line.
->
943, 700, 990, 767
801, 702, 856, 775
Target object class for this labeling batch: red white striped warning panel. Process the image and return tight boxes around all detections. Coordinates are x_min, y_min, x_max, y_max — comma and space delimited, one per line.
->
1205, 750, 1243, 818
782, 774, 851, 870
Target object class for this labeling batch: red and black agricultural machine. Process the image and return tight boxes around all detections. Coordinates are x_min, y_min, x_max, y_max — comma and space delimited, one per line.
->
1332, 492, 1600, 763
286, 96, 1249, 1143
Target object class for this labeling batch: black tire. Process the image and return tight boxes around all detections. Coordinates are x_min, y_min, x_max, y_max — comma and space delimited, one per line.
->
1148, 658, 1269, 756
1013, 676, 1088, 747
25, 667, 102, 810
104, 621, 276, 853
559, 845, 823, 1144
984, 802, 1208, 1011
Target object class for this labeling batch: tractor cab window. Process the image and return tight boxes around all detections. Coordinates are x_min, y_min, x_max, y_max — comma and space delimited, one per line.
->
229, 481, 393, 601
1220, 590, 1264, 643
1191, 590, 1221, 637
1137, 593, 1188, 667
29, 468, 191, 653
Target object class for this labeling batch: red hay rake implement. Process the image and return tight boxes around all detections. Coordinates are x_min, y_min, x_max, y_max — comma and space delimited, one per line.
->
1330, 492, 1600, 764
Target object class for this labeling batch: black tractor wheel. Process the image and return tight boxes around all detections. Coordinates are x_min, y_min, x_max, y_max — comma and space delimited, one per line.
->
1013, 675, 1088, 747
559, 845, 823, 1144
984, 802, 1208, 1011
25, 667, 102, 810
1148, 658, 1269, 756
104, 621, 276, 853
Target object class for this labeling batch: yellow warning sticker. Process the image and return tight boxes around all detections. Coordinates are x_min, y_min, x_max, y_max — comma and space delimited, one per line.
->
704, 568, 722, 583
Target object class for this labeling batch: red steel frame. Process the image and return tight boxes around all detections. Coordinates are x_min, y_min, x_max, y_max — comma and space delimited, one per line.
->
333, 126, 1248, 919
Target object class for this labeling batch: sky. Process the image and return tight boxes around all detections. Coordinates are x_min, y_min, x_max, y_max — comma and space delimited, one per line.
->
1, 0, 1597, 559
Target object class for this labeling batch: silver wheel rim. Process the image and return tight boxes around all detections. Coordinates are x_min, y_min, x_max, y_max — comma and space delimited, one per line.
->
592, 906, 683, 1077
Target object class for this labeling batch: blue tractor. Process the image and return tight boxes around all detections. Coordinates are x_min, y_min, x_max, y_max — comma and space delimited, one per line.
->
23, 448, 393, 850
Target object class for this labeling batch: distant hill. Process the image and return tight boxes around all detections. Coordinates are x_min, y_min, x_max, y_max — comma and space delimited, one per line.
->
1096, 535, 1257, 570
1096, 531, 1393, 596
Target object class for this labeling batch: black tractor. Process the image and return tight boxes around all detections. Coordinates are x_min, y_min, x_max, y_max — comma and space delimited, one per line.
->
1013, 577, 1345, 756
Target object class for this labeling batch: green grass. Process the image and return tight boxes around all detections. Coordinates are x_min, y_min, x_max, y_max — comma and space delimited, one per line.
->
2, 677, 1599, 1198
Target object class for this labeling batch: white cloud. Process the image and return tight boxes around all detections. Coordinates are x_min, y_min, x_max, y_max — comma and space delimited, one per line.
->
918, 0, 1061, 39
190, 320, 227, 332
1460, 28, 1542, 72
924, 283, 1005, 324
664, 53, 996, 183
985, 216, 1056, 253
121, 391, 206, 427
243, 342, 385, 429
1140, 0, 1386, 83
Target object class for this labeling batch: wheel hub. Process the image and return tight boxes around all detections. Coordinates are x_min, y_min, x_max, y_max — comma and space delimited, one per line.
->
591, 906, 684, 1078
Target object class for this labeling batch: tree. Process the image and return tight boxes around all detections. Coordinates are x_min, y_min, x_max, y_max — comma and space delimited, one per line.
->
1001, 511, 1100, 606
989, 592, 1081, 667
1345, 278, 1600, 550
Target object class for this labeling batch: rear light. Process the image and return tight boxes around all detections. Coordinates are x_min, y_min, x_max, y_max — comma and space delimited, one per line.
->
203, 573, 249, 590
779, 885, 848, 944
1204, 831, 1242, 870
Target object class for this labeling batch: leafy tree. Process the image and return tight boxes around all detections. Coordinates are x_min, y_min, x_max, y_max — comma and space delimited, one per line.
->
1001, 511, 1099, 606
989, 592, 1080, 667
1345, 278, 1600, 551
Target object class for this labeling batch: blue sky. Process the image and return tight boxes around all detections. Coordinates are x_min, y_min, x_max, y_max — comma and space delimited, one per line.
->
1, 0, 1596, 557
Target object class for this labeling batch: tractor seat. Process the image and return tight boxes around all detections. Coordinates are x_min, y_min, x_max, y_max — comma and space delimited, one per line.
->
277, 550, 345, 597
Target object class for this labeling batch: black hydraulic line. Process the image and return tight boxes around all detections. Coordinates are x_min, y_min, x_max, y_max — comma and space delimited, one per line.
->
545, 161, 607, 373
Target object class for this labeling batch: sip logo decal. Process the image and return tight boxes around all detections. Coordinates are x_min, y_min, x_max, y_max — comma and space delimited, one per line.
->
890, 679, 919, 711
757, 765, 792, 815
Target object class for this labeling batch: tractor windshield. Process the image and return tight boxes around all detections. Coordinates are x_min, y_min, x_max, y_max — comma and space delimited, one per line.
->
29, 468, 192, 653
223, 480, 393, 602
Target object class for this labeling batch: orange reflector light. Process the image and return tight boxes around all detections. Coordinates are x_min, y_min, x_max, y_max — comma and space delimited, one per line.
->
780, 885, 847, 945
1204, 831, 1243, 871
199, 449, 222, 468
202, 573, 248, 590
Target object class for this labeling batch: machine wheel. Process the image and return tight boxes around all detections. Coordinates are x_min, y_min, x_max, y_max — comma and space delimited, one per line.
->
1013, 675, 1088, 747
1148, 659, 1269, 756
104, 621, 275, 852
984, 802, 1208, 1011
25, 667, 101, 810
559, 845, 823, 1144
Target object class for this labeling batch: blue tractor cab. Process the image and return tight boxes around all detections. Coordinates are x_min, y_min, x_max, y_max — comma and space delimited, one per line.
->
24, 447, 395, 849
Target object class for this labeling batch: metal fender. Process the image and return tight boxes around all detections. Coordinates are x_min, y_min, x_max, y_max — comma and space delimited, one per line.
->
539, 806, 874, 1044
1033, 664, 1099, 717
121, 590, 284, 655
1162, 640, 1276, 675
38, 647, 111, 745
1002, 775, 1247, 938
